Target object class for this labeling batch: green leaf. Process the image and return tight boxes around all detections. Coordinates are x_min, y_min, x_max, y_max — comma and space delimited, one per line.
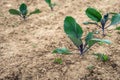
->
86, 7, 102, 22
54, 58, 63, 64
88, 38, 111, 47
29, 9, 41, 16
64, 16, 83, 48
115, 26, 120, 30
70, 36, 83, 48
93, 53, 109, 62
9, 9, 20, 15
111, 14, 120, 25
85, 32, 93, 43
88, 39, 97, 47
19, 3, 27, 15
101, 54, 109, 62
52, 47, 71, 55
45, 0, 51, 5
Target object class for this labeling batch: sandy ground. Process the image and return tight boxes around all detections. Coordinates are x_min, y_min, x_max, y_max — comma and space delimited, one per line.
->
0, 0, 120, 80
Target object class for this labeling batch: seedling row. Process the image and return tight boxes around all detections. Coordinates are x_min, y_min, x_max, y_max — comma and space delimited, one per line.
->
8, 0, 120, 65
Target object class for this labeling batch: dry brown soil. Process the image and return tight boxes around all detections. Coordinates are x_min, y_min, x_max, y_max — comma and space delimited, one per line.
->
0, 0, 120, 80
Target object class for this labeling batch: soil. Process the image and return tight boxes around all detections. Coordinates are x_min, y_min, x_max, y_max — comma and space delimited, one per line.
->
0, 0, 120, 80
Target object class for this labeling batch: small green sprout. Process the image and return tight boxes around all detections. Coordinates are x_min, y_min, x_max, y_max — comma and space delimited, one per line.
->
52, 47, 72, 55
9, 3, 41, 20
64, 16, 111, 55
45, 0, 56, 11
54, 58, 63, 64
93, 53, 109, 62
115, 26, 120, 30
84, 7, 120, 36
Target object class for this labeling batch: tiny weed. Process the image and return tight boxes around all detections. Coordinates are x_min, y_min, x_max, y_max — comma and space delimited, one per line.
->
93, 53, 109, 62
54, 58, 63, 64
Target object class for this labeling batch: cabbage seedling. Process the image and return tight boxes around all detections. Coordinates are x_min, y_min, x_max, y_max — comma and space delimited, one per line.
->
64, 16, 111, 55
9, 3, 41, 20
84, 7, 120, 36
45, 0, 56, 11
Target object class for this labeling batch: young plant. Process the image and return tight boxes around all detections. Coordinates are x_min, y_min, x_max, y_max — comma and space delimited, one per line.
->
93, 53, 109, 62
9, 3, 41, 20
64, 16, 111, 55
45, 0, 56, 11
84, 7, 120, 36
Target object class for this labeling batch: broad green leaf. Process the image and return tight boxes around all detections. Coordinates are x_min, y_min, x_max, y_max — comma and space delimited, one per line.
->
45, 0, 51, 5
9, 9, 20, 15
19, 3, 28, 15
88, 38, 111, 47
86, 7, 102, 22
64, 16, 83, 48
29, 9, 41, 16
88, 39, 97, 47
111, 14, 120, 25
85, 32, 93, 43
69, 36, 83, 48
64, 16, 83, 38
99, 39, 111, 44
52, 47, 71, 55
115, 26, 120, 30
